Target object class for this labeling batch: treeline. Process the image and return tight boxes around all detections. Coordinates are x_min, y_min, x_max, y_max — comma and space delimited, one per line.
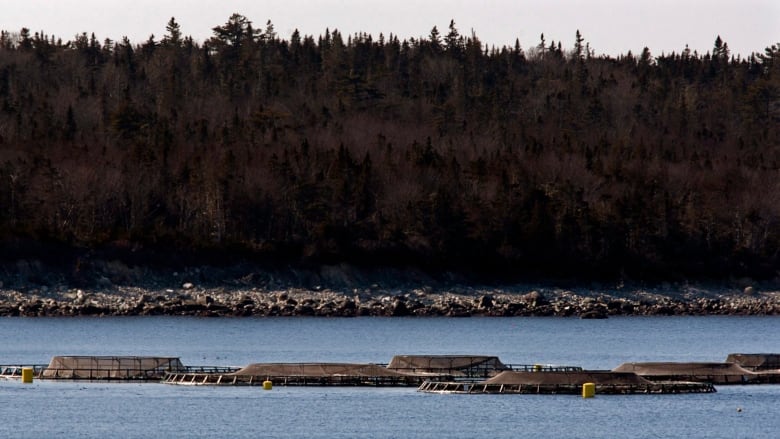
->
0, 15, 778, 281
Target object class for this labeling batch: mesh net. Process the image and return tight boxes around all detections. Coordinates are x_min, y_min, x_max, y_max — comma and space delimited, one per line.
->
612, 362, 757, 383
231, 363, 412, 378
386, 355, 506, 374
726, 353, 780, 370
484, 371, 652, 386
42, 356, 184, 379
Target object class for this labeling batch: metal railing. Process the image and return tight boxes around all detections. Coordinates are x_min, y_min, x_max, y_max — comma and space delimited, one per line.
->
162, 371, 424, 387
505, 364, 584, 372
180, 365, 242, 374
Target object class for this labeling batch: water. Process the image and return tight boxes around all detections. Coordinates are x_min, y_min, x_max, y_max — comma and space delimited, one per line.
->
1, 316, 779, 438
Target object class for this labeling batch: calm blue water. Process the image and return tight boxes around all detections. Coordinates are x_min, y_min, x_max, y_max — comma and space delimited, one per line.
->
1, 316, 779, 438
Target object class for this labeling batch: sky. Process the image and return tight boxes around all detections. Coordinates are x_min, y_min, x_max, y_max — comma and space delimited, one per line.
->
1, 0, 778, 57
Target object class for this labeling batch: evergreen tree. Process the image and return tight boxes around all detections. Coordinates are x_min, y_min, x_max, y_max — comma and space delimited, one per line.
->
445, 20, 462, 54
162, 17, 182, 47
429, 26, 442, 52
574, 30, 584, 60
536, 33, 546, 58
264, 20, 277, 42
713, 35, 730, 60
211, 13, 256, 50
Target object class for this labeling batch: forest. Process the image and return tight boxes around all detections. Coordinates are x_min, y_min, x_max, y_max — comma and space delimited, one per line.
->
0, 15, 778, 282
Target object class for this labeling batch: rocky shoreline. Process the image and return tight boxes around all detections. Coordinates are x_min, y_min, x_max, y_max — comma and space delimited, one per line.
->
1, 260, 778, 318
2, 287, 779, 318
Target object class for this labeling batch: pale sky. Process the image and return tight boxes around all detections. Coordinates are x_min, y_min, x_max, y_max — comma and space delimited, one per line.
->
1, 0, 778, 57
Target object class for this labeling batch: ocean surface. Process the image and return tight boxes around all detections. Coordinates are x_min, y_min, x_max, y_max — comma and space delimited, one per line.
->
0, 316, 778, 438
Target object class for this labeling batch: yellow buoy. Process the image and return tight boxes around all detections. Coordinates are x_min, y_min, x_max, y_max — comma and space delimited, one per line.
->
533, 364, 542, 372
582, 382, 596, 398
262, 380, 273, 390
21, 367, 34, 384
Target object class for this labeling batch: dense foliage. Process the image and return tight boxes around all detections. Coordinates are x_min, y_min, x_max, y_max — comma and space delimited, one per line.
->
1, 16, 778, 280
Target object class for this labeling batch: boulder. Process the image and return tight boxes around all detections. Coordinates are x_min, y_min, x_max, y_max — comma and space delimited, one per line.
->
196, 294, 214, 305
478, 295, 494, 309
391, 300, 410, 317
521, 291, 547, 306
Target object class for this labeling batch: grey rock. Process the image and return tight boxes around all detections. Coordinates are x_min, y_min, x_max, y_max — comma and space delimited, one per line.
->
391, 300, 410, 317
521, 291, 547, 306
478, 295, 494, 309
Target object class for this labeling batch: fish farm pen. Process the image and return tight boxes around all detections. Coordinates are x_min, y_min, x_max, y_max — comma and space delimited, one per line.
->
0, 356, 237, 381
416, 380, 716, 395
162, 365, 425, 387
161, 356, 586, 387
1, 353, 778, 396
416, 370, 717, 395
